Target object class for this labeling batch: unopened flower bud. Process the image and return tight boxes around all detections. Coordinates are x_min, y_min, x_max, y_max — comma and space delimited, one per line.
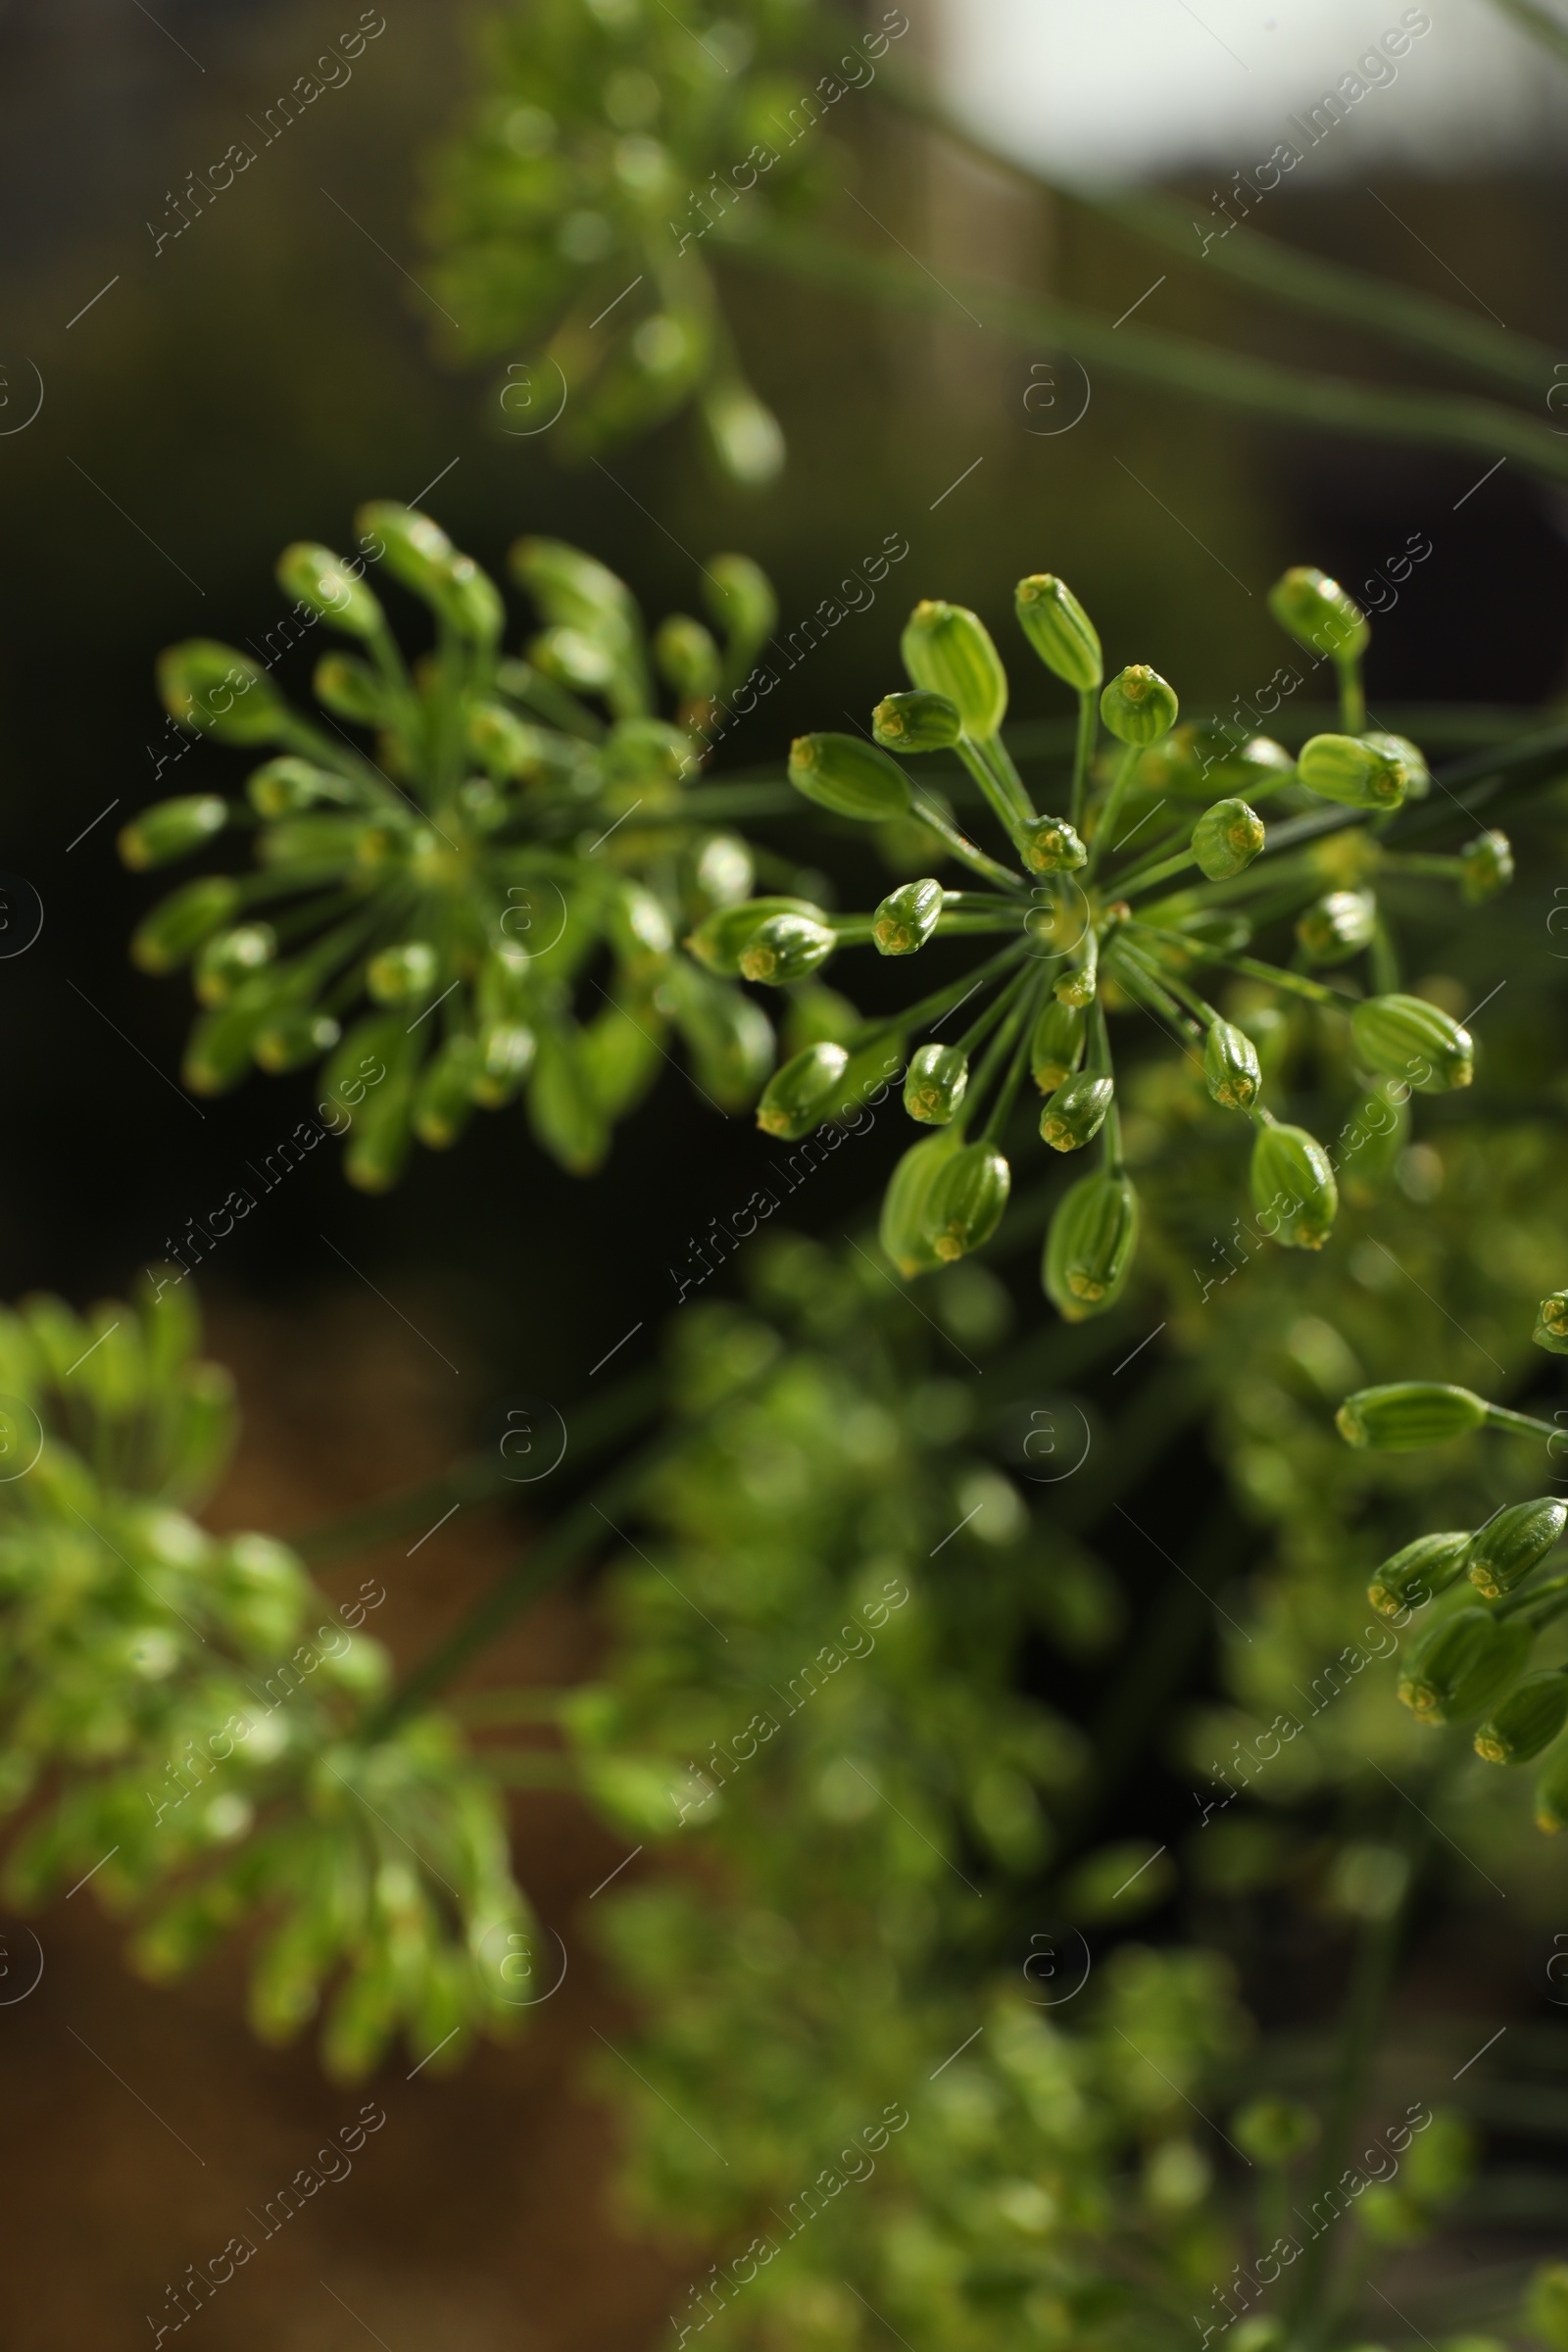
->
738, 911, 838, 986
1364, 729, 1430, 799
1016, 814, 1087, 875
922, 1142, 1011, 1261
788, 732, 912, 821
687, 896, 820, 975
1460, 829, 1513, 904
1297, 734, 1405, 810
653, 613, 720, 702
1232, 2098, 1320, 2166
1475, 1670, 1568, 1766
756, 1042, 850, 1140
1041, 1071, 1112, 1152
1203, 1020, 1261, 1110
1267, 566, 1369, 662
1043, 1171, 1139, 1321
1031, 999, 1086, 1092
702, 553, 777, 670
1336, 1382, 1488, 1450
871, 691, 961, 754
119, 796, 228, 870
157, 641, 286, 745
195, 922, 276, 1006
904, 1043, 968, 1126
471, 1022, 536, 1106
1193, 798, 1264, 881
368, 942, 440, 1003
253, 1008, 341, 1072
360, 503, 503, 642
880, 1129, 967, 1278
1297, 889, 1377, 965
315, 654, 384, 725
1535, 1291, 1568, 1356
873, 878, 943, 956
1250, 1121, 1337, 1250
901, 601, 1008, 737
129, 877, 243, 973
1368, 1530, 1471, 1618
1466, 1496, 1566, 1599
275, 542, 386, 640
1350, 995, 1473, 1092
1534, 1746, 1568, 1835
1013, 575, 1102, 692
413, 1035, 482, 1149
1100, 664, 1178, 747
1398, 1605, 1534, 1726
247, 757, 348, 817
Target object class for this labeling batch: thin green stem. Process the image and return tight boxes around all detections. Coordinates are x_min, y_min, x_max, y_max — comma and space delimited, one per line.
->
1087, 745, 1143, 878
1070, 689, 1098, 834
1494, 1571, 1568, 1624
980, 977, 1045, 1143
849, 941, 1031, 1050
1485, 1402, 1560, 1442
1223, 953, 1348, 1007
962, 971, 1036, 1130
910, 790, 1029, 894
1337, 655, 1367, 734
956, 735, 1029, 837
957, 960, 1036, 1061
977, 730, 1037, 825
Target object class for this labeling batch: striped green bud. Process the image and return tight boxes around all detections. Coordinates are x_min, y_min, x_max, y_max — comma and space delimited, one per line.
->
253, 1008, 341, 1073
1031, 1000, 1086, 1093
1297, 889, 1376, 965
788, 732, 912, 821
119, 796, 228, 870
1044, 1171, 1139, 1321
871, 691, 961, 754
1535, 1291, 1568, 1356
1192, 798, 1264, 881
129, 877, 243, 973
1203, 1020, 1261, 1111
1100, 664, 1177, 747
1363, 730, 1430, 801
687, 897, 819, 976
880, 1128, 967, 1278
757, 1042, 850, 1140
904, 1043, 968, 1126
1267, 567, 1369, 662
1368, 1531, 1471, 1618
275, 543, 386, 639
738, 912, 838, 986
1535, 1746, 1568, 1835
1336, 1382, 1488, 1450
922, 1142, 1011, 1262
1016, 815, 1087, 875
1014, 574, 1102, 692
1297, 734, 1405, 810
1250, 1121, 1337, 1251
1459, 828, 1513, 905
367, 942, 439, 1004
1475, 1670, 1568, 1765
1350, 995, 1473, 1093
1041, 1072, 1112, 1152
1398, 1605, 1534, 1726
653, 613, 720, 702
195, 923, 276, 1006
157, 641, 286, 744
901, 602, 1008, 737
873, 878, 943, 956
1466, 1497, 1566, 1599
246, 757, 349, 817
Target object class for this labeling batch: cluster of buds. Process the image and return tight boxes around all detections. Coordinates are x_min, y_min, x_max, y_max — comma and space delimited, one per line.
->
1338, 1314, 1568, 1836
0, 1271, 527, 2076
723, 565, 1499, 1317
122, 504, 783, 1187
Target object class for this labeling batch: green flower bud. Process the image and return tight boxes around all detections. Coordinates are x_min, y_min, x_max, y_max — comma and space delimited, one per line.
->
1014, 574, 1102, 692
528, 1032, 610, 1175
1525, 2266, 1568, 2348
1460, 828, 1513, 904
1031, 1000, 1086, 1093
246, 757, 348, 817
1016, 815, 1088, 875
1135, 725, 1292, 805
317, 653, 391, 726
1398, 1605, 1534, 1726
702, 553, 777, 673
1250, 1121, 1337, 1251
253, 1008, 341, 1073
1041, 1072, 1112, 1152
667, 964, 773, 1109
129, 877, 244, 973
275, 543, 386, 640
873, 878, 944, 956
1232, 2098, 1320, 2166
1099, 665, 1177, 748
871, 691, 961, 754
653, 613, 720, 702
511, 535, 639, 640
1466, 1496, 1566, 1599
904, 1043, 968, 1126
472, 1022, 536, 1107
1296, 889, 1377, 965
1350, 993, 1473, 1093
922, 1142, 1011, 1262
1336, 1382, 1488, 1450
367, 942, 440, 1004
183, 1000, 266, 1095
757, 1042, 851, 1140
685, 831, 754, 915
529, 624, 617, 696
901, 601, 1008, 737
344, 1063, 416, 1192
195, 922, 277, 1006
1368, 1531, 1471, 1618
157, 641, 286, 744
686, 897, 819, 976
360, 503, 503, 642
1475, 1670, 1568, 1765
1536, 1748, 1568, 1835
1203, 1020, 1261, 1110
1297, 734, 1405, 810
880, 1128, 967, 1278
1192, 798, 1264, 881
1535, 1291, 1568, 1356
788, 732, 912, 821
412, 1035, 483, 1150
1364, 729, 1430, 800
738, 912, 838, 986
119, 796, 228, 871
1267, 566, 1369, 662
1044, 1171, 1139, 1321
